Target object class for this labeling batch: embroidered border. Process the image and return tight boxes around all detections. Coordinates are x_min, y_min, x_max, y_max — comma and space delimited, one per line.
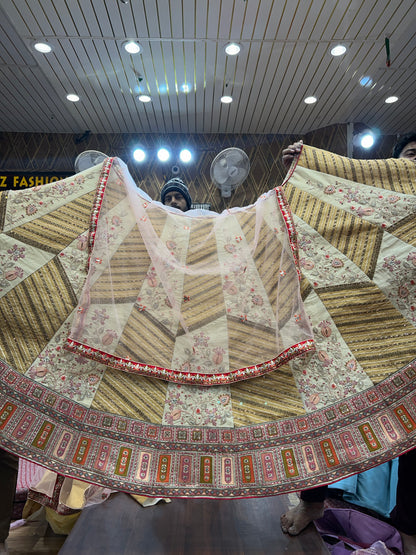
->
1, 358, 415, 498
274, 186, 301, 280
64, 338, 315, 385
87, 157, 114, 261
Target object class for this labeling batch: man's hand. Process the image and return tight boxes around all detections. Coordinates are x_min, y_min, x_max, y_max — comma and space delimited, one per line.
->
282, 142, 303, 170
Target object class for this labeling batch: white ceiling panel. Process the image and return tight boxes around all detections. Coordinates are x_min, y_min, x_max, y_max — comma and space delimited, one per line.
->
0, 0, 415, 135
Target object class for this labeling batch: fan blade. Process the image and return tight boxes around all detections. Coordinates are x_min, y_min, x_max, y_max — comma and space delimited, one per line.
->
212, 164, 230, 185
225, 152, 245, 166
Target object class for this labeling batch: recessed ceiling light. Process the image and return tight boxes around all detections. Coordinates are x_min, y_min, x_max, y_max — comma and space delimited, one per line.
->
34, 42, 53, 53
225, 43, 241, 56
304, 96, 317, 104
123, 41, 141, 54
330, 45, 346, 56
385, 96, 398, 104
221, 95, 233, 104
66, 94, 80, 102
137, 94, 151, 103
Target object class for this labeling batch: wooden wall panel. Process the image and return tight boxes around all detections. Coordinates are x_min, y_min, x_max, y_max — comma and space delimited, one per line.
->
0, 124, 398, 213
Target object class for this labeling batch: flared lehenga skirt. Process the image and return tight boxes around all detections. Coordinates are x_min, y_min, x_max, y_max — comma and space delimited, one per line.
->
0, 144, 415, 499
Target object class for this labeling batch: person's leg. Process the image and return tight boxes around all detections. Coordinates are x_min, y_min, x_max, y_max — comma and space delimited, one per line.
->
390, 449, 416, 554
0, 449, 19, 546
280, 485, 327, 536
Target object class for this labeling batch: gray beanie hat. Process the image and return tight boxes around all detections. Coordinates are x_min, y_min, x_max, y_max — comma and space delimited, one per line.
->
161, 177, 192, 210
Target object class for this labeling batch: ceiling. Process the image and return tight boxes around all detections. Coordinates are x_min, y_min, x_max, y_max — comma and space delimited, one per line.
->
1, 0, 415, 137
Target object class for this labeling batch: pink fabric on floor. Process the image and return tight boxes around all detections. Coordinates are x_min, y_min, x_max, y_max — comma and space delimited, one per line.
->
13, 459, 46, 519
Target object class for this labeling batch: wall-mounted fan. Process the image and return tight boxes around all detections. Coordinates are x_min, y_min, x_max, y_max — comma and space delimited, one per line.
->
74, 150, 109, 173
210, 147, 250, 197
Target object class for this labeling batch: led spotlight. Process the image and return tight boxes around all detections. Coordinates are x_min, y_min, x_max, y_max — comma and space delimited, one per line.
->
225, 43, 241, 56
133, 148, 146, 162
360, 133, 374, 149
66, 94, 80, 102
385, 96, 398, 104
123, 41, 141, 54
137, 94, 151, 103
157, 148, 170, 162
34, 42, 53, 53
221, 95, 233, 104
179, 149, 192, 163
304, 96, 317, 104
330, 45, 346, 56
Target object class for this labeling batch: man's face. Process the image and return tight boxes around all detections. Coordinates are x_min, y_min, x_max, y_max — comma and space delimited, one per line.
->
164, 191, 188, 212
399, 141, 416, 161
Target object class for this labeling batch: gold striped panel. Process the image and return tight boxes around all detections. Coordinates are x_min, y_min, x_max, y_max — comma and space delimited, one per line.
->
248, 219, 281, 300
6, 191, 96, 253
91, 367, 166, 423
235, 204, 295, 323
181, 218, 225, 330
102, 174, 128, 207
227, 317, 277, 371
234, 208, 255, 242
318, 284, 416, 384
115, 309, 175, 368
90, 228, 151, 303
301, 145, 416, 193
231, 363, 304, 425
0, 257, 77, 373
286, 184, 382, 278
300, 276, 313, 300
388, 213, 416, 246
147, 204, 169, 234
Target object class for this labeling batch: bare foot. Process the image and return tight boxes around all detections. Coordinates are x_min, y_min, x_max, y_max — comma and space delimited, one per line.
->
280, 499, 325, 536
401, 531, 416, 555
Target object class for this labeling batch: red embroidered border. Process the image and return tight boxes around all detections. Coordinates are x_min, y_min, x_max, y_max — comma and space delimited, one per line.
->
65, 338, 315, 386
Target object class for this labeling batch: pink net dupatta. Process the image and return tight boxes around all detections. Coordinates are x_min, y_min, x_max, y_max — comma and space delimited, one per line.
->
65, 158, 315, 385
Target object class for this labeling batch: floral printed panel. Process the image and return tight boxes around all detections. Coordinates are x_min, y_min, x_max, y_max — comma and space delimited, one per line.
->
215, 210, 276, 327
170, 316, 230, 376
58, 232, 90, 296
0, 236, 54, 298
290, 290, 373, 412
71, 303, 135, 353
3, 169, 100, 231
290, 166, 416, 227
294, 216, 369, 289
163, 381, 233, 427
25, 318, 106, 407
374, 233, 416, 326
135, 212, 190, 335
